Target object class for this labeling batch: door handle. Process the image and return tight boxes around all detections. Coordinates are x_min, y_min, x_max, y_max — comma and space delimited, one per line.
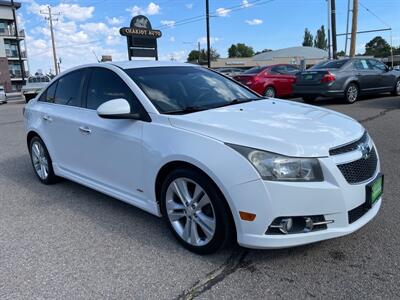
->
42, 115, 52, 122
79, 126, 91, 135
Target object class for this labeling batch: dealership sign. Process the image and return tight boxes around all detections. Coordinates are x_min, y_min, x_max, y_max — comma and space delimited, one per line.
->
120, 15, 162, 60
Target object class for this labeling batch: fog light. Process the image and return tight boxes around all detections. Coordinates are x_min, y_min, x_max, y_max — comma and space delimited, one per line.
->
270, 217, 293, 234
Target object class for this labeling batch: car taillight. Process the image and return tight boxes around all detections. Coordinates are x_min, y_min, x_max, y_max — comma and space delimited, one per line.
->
321, 72, 335, 83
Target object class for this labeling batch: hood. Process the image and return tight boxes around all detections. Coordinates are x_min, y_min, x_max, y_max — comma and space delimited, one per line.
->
168, 99, 364, 157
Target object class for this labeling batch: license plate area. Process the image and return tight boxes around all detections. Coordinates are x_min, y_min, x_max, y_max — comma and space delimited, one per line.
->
366, 173, 384, 208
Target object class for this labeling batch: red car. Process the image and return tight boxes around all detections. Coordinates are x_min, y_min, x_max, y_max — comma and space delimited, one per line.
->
233, 64, 300, 98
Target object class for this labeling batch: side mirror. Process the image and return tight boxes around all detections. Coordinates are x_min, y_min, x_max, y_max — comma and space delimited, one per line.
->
97, 98, 140, 120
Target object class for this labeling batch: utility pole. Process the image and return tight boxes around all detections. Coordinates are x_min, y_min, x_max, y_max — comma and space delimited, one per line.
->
330, 0, 337, 59
205, 0, 211, 68
11, 0, 25, 84
198, 41, 201, 64
327, 0, 331, 59
41, 6, 60, 75
350, 0, 358, 57
344, 0, 351, 56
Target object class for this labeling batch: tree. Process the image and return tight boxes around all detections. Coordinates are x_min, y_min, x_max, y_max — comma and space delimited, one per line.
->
302, 28, 313, 47
228, 43, 255, 58
336, 50, 346, 57
254, 48, 272, 55
365, 36, 391, 57
314, 25, 328, 50
187, 48, 220, 63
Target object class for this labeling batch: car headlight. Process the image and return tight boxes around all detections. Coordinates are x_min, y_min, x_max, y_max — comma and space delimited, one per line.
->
227, 144, 323, 182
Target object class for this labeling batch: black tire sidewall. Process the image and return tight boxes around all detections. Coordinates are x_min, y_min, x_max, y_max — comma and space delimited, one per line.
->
29, 136, 57, 184
393, 79, 400, 96
160, 168, 232, 254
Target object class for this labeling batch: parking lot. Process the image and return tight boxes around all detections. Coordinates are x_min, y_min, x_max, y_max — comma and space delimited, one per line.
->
1, 95, 400, 299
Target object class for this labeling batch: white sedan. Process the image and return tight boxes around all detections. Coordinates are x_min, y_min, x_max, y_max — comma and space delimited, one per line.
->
23, 61, 383, 254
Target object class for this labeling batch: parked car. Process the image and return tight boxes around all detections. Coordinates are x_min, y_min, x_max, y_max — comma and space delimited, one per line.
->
22, 75, 51, 103
215, 67, 243, 77
293, 58, 400, 104
24, 61, 382, 254
0, 85, 7, 104
233, 64, 299, 97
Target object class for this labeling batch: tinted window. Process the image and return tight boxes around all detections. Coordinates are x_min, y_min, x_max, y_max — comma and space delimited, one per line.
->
285, 65, 300, 74
87, 68, 141, 111
311, 59, 349, 69
243, 66, 264, 74
270, 66, 287, 74
353, 59, 371, 70
39, 81, 57, 103
368, 59, 386, 71
125, 66, 257, 113
53, 70, 84, 106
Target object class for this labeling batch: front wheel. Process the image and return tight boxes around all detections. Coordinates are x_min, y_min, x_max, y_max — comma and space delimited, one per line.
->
160, 168, 233, 254
29, 136, 59, 184
344, 83, 359, 104
392, 79, 400, 96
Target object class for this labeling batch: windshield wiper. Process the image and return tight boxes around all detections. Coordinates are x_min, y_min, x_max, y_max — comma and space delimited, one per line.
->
213, 97, 264, 108
163, 106, 206, 115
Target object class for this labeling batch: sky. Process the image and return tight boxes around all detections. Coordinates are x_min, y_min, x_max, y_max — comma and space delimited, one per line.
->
16, 0, 400, 74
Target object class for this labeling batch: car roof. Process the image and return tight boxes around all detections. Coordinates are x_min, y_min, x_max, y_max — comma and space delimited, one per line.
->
106, 60, 195, 69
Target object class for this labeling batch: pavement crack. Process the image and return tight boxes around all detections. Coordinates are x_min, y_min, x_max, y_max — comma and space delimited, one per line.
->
358, 108, 397, 124
176, 249, 249, 300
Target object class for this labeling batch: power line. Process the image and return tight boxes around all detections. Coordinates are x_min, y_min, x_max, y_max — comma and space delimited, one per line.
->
359, 1, 390, 28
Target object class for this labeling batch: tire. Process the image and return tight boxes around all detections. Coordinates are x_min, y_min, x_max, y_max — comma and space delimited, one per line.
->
160, 168, 233, 254
302, 96, 317, 104
392, 78, 400, 96
344, 83, 359, 104
29, 136, 59, 184
264, 86, 276, 98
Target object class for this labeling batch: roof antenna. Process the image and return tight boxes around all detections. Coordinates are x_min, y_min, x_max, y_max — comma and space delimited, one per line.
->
91, 49, 100, 63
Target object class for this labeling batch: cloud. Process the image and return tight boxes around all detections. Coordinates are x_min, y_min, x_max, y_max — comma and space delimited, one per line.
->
160, 50, 187, 62
215, 8, 231, 17
169, 36, 175, 42
246, 19, 263, 26
241, 0, 253, 8
106, 16, 124, 25
198, 36, 220, 45
127, 2, 161, 16
160, 20, 176, 28
185, 3, 193, 9
28, 1, 94, 21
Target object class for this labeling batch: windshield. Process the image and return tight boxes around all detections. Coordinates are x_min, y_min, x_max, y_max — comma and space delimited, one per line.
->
243, 66, 264, 74
125, 66, 259, 114
311, 59, 349, 70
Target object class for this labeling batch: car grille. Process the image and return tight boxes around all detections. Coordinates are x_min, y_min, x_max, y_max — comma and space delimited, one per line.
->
337, 147, 378, 184
329, 132, 368, 156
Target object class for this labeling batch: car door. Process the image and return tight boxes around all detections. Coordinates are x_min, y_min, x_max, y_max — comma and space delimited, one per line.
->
268, 66, 295, 96
353, 59, 378, 92
74, 67, 145, 201
368, 59, 396, 91
35, 69, 88, 172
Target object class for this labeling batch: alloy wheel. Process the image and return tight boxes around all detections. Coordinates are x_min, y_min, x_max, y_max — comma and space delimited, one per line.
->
31, 141, 49, 180
347, 85, 358, 103
265, 87, 275, 98
165, 178, 216, 246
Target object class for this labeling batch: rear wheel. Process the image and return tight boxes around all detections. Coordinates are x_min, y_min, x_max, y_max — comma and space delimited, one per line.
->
344, 83, 359, 104
264, 86, 276, 98
29, 136, 58, 184
302, 96, 317, 104
392, 79, 400, 96
160, 168, 233, 254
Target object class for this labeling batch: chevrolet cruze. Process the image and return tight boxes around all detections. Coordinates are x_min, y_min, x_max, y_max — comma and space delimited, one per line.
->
24, 61, 383, 254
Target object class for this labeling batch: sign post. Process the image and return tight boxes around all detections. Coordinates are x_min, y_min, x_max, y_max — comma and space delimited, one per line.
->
120, 15, 162, 60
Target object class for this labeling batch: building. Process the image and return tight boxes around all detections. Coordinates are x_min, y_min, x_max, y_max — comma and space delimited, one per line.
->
0, 1, 27, 92
210, 46, 328, 69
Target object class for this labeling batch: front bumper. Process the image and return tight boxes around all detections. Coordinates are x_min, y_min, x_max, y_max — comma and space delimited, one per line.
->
228, 154, 382, 249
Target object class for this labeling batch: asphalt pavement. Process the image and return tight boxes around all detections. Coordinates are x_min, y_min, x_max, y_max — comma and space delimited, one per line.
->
0, 95, 399, 299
